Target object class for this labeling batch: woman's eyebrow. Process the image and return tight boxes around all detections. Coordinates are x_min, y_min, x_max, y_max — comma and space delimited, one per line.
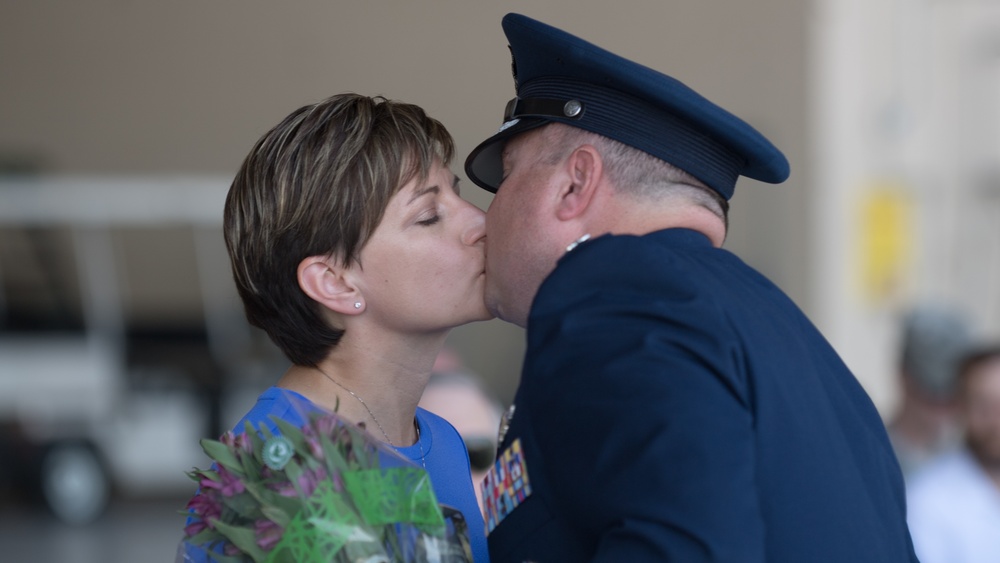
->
407, 184, 440, 204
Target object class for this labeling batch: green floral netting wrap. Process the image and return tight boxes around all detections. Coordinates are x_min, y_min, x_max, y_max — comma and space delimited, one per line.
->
177, 389, 473, 563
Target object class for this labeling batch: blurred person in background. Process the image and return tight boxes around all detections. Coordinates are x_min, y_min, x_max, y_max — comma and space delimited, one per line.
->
887, 304, 976, 476
906, 345, 1000, 563
184, 93, 491, 561
419, 363, 505, 513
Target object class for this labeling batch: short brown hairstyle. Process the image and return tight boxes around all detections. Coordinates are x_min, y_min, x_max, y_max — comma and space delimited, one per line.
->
224, 93, 455, 366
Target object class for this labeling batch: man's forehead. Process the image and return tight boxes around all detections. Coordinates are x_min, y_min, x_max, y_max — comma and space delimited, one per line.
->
500, 130, 537, 164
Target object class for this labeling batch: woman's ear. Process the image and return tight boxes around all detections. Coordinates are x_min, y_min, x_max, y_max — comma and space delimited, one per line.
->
555, 144, 602, 221
297, 256, 364, 315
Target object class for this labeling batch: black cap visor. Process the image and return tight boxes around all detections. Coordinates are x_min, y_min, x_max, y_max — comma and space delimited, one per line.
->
465, 116, 549, 193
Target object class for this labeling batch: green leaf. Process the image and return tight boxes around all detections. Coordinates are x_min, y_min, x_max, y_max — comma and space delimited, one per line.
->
259, 505, 292, 529
246, 422, 267, 459
240, 443, 263, 481
347, 425, 372, 469
222, 491, 263, 521
186, 526, 225, 547
193, 469, 222, 483
257, 421, 273, 438
320, 432, 350, 476
201, 439, 245, 475
186, 469, 209, 483
282, 459, 305, 498
243, 482, 302, 523
212, 519, 267, 563
226, 423, 268, 483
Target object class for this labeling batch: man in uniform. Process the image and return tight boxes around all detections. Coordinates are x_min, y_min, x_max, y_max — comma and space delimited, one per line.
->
466, 13, 918, 562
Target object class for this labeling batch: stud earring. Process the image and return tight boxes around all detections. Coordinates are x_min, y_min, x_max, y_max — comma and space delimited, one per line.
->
354, 302, 362, 309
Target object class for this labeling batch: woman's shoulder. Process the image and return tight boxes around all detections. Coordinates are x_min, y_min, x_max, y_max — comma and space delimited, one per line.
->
233, 386, 315, 435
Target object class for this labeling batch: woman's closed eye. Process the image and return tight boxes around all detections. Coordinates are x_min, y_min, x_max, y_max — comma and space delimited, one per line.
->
417, 212, 440, 226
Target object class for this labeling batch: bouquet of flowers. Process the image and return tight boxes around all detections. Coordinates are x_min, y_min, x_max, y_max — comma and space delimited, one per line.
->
177, 393, 472, 563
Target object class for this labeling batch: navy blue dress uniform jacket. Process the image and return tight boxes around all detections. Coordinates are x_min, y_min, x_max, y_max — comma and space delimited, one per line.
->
486, 228, 917, 562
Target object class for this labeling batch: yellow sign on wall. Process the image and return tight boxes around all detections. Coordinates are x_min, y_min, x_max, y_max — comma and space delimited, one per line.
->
857, 183, 913, 302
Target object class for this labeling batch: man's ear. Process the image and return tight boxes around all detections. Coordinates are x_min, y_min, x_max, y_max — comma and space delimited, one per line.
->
555, 144, 602, 221
297, 255, 364, 315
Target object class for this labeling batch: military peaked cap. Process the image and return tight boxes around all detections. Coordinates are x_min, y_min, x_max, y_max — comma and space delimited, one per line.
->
465, 13, 790, 199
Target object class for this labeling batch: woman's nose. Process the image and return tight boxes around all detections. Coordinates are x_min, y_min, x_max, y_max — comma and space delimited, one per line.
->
462, 204, 487, 246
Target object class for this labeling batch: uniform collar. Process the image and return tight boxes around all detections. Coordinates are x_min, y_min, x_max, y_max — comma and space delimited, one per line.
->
647, 227, 714, 248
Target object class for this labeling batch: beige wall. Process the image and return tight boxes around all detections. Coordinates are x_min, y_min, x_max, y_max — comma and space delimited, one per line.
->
0, 1, 809, 402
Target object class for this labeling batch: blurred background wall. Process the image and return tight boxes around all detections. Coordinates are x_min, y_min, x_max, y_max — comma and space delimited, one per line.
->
0, 0, 808, 403
1, 0, 999, 514
813, 0, 1000, 412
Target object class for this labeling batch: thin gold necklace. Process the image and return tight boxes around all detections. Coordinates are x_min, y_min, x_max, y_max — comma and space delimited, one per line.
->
315, 367, 426, 469
316, 366, 396, 445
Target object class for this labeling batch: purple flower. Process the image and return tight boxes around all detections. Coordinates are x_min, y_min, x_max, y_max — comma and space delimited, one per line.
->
184, 491, 222, 536
305, 435, 324, 459
200, 466, 246, 497
218, 466, 246, 496
218, 430, 237, 448
254, 518, 284, 552
271, 480, 297, 498
297, 465, 328, 498
234, 432, 254, 455
302, 423, 328, 460
219, 430, 254, 463
183, 519, 208, 537
266, 465, 327, 498
313, 414, 340, 437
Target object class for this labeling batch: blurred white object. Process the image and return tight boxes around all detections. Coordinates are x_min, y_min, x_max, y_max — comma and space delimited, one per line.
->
0, 176, 260, 523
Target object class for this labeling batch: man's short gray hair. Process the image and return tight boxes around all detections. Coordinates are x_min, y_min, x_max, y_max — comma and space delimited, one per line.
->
540, 123, 729, 225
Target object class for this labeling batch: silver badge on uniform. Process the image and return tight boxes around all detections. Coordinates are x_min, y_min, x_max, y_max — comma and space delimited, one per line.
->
497, 403, 516, 445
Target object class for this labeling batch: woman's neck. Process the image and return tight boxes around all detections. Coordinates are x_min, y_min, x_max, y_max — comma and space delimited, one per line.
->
278, 332, 445, 447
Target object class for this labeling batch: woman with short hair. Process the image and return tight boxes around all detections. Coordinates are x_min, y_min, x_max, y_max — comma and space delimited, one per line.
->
192, 93, 491, 561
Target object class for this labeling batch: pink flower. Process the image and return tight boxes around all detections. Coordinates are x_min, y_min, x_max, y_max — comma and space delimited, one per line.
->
219, 431, 254, 463
184, 491, 222, 536
218, 466, 246, 496
234, 432, 254, 455
254, 518, 284, 552
218, 431, 237, 448
304, 435, 324, 459
200, 466, 246, 497
265, 465, 327, 498
270, 480, 297, 498
314, 414, 340, 437
183, 519, 208, 537
297, 465, 328, 498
